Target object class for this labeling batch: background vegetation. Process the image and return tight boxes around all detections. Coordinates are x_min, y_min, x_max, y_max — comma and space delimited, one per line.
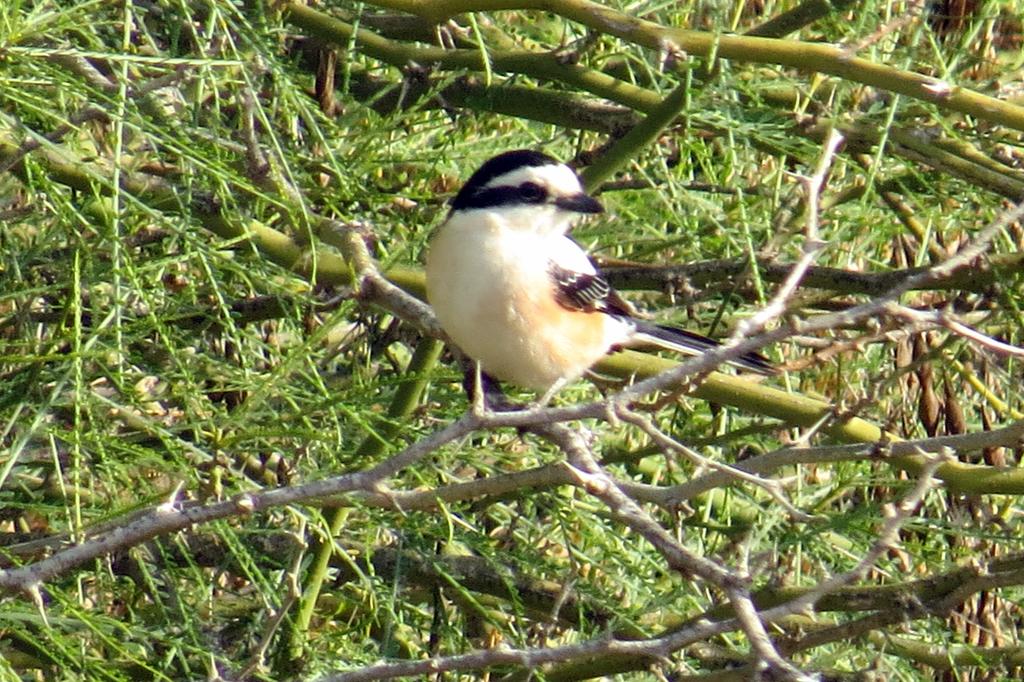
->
1, 0, 1023, 680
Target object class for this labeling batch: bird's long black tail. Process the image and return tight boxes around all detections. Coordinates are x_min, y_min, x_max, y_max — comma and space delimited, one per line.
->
629, 321, 774, 375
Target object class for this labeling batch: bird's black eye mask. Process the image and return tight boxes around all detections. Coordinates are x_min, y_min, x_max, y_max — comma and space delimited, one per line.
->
448, 149, 603, 214
453, 181, 550, 211
450, 149, 559, 211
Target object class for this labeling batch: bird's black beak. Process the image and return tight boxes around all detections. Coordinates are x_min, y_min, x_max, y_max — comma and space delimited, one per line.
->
555, 193, 603, 214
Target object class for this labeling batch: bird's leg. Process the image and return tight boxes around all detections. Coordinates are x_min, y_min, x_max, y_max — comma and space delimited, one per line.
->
470, 362, 487, 416
461, 362, 513, 412
536, 378, 567, 408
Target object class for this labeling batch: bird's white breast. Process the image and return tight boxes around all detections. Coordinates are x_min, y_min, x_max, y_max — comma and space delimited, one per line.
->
426, 211, 626, 391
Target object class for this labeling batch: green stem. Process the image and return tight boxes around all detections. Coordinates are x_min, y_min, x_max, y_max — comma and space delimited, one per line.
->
278, 338, 444, 666
579, 81, 688, 190
287, 4, 1024, 201
354, 339, 445, 459
276, 507, 350, 671
745, 0, 858, 38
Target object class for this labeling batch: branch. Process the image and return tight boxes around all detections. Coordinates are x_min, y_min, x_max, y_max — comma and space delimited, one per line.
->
354, 0, 1024, 132
663, 420, 1024, 504
0, 413, 481, 594
598, 252, 1024, 297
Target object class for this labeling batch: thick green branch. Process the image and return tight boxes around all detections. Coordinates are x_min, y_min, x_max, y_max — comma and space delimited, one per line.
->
745, 0, 858, 38
355, 0, 1024, 132
284, 4, 662, 115
339, 66, 639, 133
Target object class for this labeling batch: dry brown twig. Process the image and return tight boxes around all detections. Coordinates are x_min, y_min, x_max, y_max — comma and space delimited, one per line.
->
887, 303, 1024, 358
734, 128, 844, 339
314, 445, 952, 682
614, 404, 818, 522
532, 422, 808, 680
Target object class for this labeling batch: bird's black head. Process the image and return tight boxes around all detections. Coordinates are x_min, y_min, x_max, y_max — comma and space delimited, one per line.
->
449, 149, 603, 215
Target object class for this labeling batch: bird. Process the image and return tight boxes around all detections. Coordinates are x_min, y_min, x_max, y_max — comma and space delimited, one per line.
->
425, 149, 772, 405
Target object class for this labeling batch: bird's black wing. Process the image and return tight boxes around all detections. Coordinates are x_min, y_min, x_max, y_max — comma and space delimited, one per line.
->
549, 263, 635, 317
549, 263, 775, 375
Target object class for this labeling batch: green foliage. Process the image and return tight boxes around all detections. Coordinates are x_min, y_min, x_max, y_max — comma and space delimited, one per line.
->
1, 0, 1023, 680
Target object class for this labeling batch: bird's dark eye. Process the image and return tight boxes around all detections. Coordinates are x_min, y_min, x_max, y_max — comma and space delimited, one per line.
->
518, 181, 547, 203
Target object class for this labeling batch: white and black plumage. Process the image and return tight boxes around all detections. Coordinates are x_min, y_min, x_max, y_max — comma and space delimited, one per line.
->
425, 149, 772, 402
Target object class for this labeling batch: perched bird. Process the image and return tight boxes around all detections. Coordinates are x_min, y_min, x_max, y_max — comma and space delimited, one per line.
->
426, 149, 771, 404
